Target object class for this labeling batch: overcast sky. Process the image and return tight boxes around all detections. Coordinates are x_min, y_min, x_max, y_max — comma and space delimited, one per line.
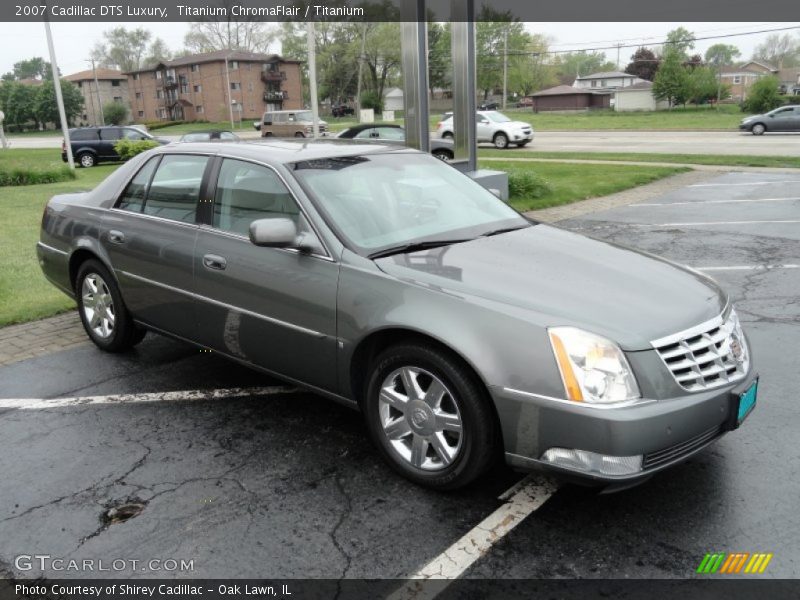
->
1, 21, 799, 76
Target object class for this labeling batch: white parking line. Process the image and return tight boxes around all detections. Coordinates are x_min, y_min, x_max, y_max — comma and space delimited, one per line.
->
635, 197, 800, 207
634, 220, 800, 227
689, 181, 800, 187
696, 264, 800, 272
387, 475, 558, 600
0, 386, 298, 410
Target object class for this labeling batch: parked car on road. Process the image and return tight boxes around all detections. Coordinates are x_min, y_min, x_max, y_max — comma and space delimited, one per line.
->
516, 97, 534, 109
38, 140, 757, 491
478, 101, 500, 110
261, 110, 328, 137
437, 110, 534, 148
331, 104, 355, 118
62, 126, 168, 167
179, 130, 240, 142
335, 123, 455, 161
740, 105, 800, 135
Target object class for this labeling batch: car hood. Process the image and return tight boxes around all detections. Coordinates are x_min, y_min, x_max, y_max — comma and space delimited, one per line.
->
508, 121, 533, 130
374, 225, 727, 351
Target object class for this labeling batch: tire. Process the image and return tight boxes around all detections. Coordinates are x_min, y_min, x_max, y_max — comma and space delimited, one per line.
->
432, 149, 453, 162
441, 132, 454, 140
76, 259, 146, 352
77, 152, 96, 168
363, 343, 498, 490
262, 132, 274, 137
493, 132, 509, 149
516, 141, 530, 148
294, 132, 306, 138
751, 123, 766, 135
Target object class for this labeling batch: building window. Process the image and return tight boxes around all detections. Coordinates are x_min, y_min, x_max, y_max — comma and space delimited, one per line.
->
111, 80, 120, 87
196, 105, 204, 114
138, 110, 144, 117
193, 84, 202, 93
191, 64, 199, 72
76, 81, 82, 88
248, 81, 253, 91
601, 80, 607, 87
135, 92, 142, 100
132, 73, 139, 80
113, 96, 122, 103
230, 82, 241, 90
591, 80, 597, 88
156, 71, 162, 79
733, 76, 741, 84
180, 84, 189, 94
158, 108, 167, 119
230, 60, 239, 69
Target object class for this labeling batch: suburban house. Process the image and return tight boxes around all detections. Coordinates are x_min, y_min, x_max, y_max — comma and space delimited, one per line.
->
718, 60, 800, 101
384, 87, 404, 112
614, 81, 669, 112
529, 85, 611, 112
64, 68, 129, 127
125, 51, 302, 123
573, 71, 647, 92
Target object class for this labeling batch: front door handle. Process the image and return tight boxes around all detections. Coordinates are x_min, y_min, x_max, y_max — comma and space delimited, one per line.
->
108, 230, 125, 244
203, 253, 227, 271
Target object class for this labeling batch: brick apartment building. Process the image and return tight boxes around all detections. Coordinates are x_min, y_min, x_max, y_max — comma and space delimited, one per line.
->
125, 51, 303, 123
64, 68, 129, 127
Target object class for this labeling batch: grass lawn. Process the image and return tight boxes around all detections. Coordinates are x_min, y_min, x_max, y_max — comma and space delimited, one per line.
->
0, 148, 67, 170
0, 164, 116, 326
479, 149, 800, 169
480, 160, 689, 212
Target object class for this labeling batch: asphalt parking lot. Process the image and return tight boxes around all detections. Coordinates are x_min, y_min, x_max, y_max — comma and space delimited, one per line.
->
0, 171, 798, 587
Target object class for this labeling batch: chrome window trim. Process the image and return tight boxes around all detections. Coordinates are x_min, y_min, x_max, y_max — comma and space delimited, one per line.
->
500, 387, 656, 410
108, 207, 201, 231
195, 224, 335, 263
119, 270, 327, 339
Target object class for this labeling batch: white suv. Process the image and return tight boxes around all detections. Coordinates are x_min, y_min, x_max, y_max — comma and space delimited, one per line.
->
436, 110, 533, 149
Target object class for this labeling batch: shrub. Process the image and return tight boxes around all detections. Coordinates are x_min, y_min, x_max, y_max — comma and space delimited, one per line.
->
359, 91, 383, 113
103, 102, 128, 125
741, 76, 783, 114
0, 165, 75, 187
113, 139, 160, 161
508, 170, 552, 201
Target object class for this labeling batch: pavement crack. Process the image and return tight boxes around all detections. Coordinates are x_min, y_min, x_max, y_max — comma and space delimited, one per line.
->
330, 475, 354, 600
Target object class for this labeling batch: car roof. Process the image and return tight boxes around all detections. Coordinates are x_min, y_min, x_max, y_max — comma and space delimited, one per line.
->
341, 123, 402, 134
156, 139, 418, 164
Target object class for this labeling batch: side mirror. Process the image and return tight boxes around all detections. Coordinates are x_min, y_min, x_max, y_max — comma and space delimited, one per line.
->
249, 218, 316, 253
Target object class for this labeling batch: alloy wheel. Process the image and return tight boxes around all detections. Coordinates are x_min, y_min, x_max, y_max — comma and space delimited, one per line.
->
81, 273, 116, 339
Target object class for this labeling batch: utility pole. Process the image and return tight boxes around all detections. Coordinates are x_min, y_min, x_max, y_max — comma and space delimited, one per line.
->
224, 55, 234, 130
502, 27, 508, 110
44, 16, 74, 169
91, 58, 105, 126
616, 43, 622, 69
355, 23, 367, 120
307, 21, 320, 138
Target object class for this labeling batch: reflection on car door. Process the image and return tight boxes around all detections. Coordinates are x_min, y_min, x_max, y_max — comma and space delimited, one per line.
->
770, 107, 796, 131
193, 158, 339, 391
476, 114, 492, 142
99, 127, 122, 160
102, 154, 210, 338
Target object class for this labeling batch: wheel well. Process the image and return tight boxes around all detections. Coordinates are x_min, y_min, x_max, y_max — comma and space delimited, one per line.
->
68, 249, 100, 291
493, 131, 508, 140
753, 122, 766, 130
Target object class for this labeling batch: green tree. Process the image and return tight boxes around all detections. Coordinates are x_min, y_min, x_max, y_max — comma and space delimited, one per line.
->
742, 76, 782, 113
688, 67, 722, 105
475, 12, 527, 100
103, 101, 128, 125
4, 57, 53, 81
428, 22, 451, 94
753, 33, 800, 68
33, 80, 84, 128
705, 44, 741, 105
92, 27, 170, 72
653, 49, 690, 108
0, 81, 40, 130
508, 33, 556, 96
552, 51, 616, 83
665, 27, 695, 60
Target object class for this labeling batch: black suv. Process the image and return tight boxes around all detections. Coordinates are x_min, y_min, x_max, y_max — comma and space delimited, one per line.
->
62, 126, 168, 167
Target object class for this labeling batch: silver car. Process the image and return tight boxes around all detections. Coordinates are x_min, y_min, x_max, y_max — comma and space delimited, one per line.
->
437, 110, 534, 148
37, 141, 757, 491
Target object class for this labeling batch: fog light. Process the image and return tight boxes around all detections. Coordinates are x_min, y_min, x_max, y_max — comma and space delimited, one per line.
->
540, 448, 643, 476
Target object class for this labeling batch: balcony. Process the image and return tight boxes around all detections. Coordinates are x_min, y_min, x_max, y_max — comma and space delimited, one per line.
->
261, 70, 287, 84
263, 90, 288, 103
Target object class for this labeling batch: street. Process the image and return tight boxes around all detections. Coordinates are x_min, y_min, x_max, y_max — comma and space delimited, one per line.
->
0, 170, 797, 585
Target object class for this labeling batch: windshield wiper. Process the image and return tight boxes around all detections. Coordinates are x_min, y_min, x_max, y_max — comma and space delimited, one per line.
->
368, 239, 471, 259
480, 225, 528, 237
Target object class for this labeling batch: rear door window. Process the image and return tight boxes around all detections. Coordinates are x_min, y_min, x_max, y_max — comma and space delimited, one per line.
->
143, 155, 209, 223
71, 129, 98, 141
100, 127, 122, 140
116, 157, 159, 212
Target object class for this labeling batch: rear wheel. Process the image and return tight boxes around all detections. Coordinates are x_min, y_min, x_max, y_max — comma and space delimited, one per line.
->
441, 131, 454, 140
493, 132, 509, 149
363, 343, 498, 490
76, 259, 145, 352
751, 123, 766, 135
77, 152, 96, 168
432, 149, 453, 162
294, 132, 306, 138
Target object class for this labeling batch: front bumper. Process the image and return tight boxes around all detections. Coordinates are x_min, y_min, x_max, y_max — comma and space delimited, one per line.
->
738, 123, 752, 131
492, 370, 758, 485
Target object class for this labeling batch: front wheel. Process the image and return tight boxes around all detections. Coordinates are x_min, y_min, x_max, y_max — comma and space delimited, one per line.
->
751, 123, 766, 135
363, 344, 498, 490
294, 132, 306, 138
432, 149, 453, 162
493, 133, 509, 149
77, 152, 96, 168
76, 259, 146, 352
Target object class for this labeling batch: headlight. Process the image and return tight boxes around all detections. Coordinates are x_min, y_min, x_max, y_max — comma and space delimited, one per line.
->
548, 327, 640, 404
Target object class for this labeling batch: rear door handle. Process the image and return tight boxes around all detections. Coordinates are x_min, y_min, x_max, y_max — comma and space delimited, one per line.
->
108, 230, 125, 244
203, 253, 227, 271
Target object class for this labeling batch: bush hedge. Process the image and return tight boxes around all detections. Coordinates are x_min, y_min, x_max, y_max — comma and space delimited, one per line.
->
113, 139, 160, 161
508, 170, 552, 201
138, 119, 210, 131
0, 165, 76, 187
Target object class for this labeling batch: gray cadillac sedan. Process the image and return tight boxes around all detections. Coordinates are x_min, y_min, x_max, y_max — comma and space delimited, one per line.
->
37, 140, 758, 490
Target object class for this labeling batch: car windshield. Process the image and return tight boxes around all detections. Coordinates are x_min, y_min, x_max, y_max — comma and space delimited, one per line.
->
293, 111, 313, 121
485, 111, 512, 123
292, 153, 528, 255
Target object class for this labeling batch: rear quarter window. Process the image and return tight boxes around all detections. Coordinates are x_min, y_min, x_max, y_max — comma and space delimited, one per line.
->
70, 129, 98, 141
142, 155, 209, 223
116, 157, 159, 213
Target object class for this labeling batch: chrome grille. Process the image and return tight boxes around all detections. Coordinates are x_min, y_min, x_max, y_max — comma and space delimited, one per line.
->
643, 425, 722, 470
651, 309, 749, 392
